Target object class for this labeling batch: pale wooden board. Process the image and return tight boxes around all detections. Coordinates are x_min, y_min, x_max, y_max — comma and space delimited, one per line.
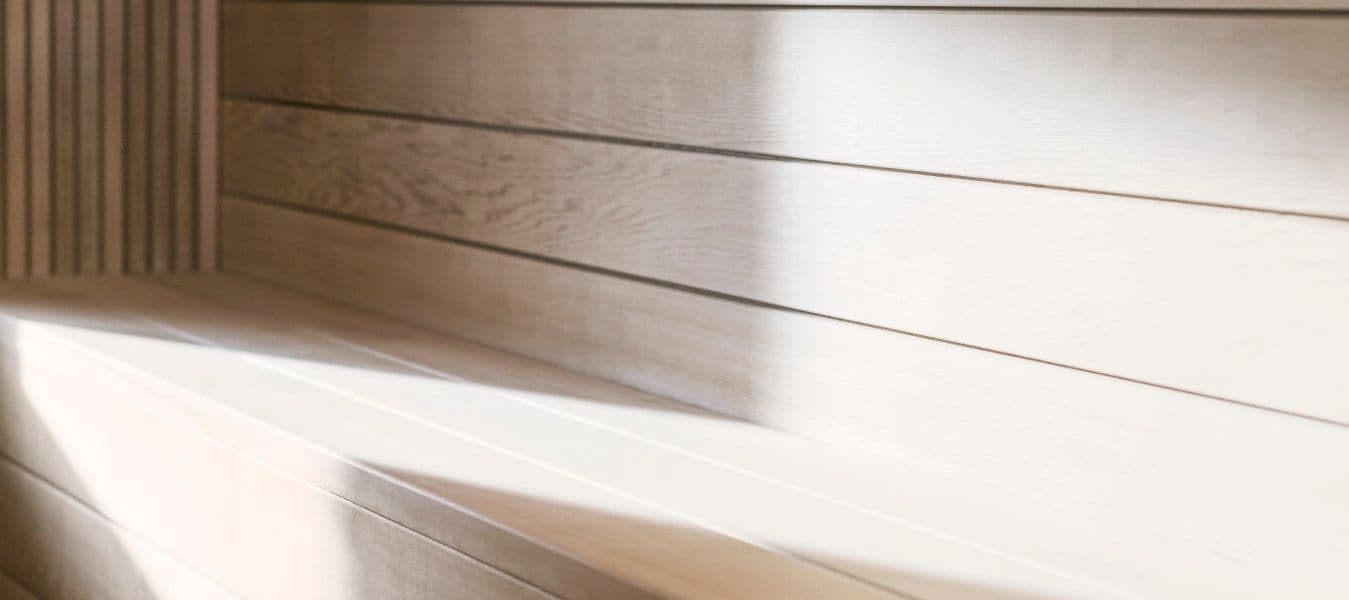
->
103, 0, 125, 272
222, 4, 1349, 219
277, 0, 1349, 6
99, 274, 1129, 600
126, 0, 150, 273
3, 0, 27, 278
27, 0, 50, 277
149, 0, 172, 272
78, 0, 101, 274
155, 271, 1349, 600
223, 100, 1349, 425
0, 307, 557, 600
197, 0, 218, 270
0, 278, 902, 600
0, 459, 235, 600
220, 200, 1349, 598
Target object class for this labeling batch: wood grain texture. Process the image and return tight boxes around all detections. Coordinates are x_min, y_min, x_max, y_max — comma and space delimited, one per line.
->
27, 0, 50, 276
4, 0, 27, 278
152, 271, 1349, 600
0, 294, 556, 600
217, 205, 1349, 598
149, 0, 171, 271
0, 459, 235, 600
125, 0, 148, 272
197, 0, 216, 270
222, 4, 1349, 219
173, 0, 194, 269
78, 0, 101, 273
103, 0, 125, 272
1, 277, 906, 600
223, 100, 1349, 425
251, 0, 1349, 6
52, 0, 76, 276
0, 0, 205, 280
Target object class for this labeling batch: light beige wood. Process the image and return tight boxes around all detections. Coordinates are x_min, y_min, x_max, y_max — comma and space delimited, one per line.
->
223, 101, 1349, 424
322, 0, 1349, 5
53, 0, 77, 276
103, 0, 125, 272
156, 271, 1349, 600
149, 0, 172, 272
219, 201, 1349, 598
0, 459, 235, 600
0, 278, 906, 600
222, 4, 1349, 219
87, 274, 1120, 600
0, 304, 558, 600
197, 0, 217, 270
78, 0, 101, 273
27, 0, 50, 277
3, 0, 27, 278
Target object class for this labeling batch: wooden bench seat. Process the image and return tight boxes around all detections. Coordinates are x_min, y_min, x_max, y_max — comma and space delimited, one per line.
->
3, 272, 1349, 599
0, 273, 1124, 600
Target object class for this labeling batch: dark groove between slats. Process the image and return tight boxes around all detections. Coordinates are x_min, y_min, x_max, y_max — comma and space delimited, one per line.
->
0, 0, 214, 279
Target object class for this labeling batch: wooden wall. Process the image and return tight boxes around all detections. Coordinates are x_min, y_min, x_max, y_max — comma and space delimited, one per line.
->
1, 0, 217, 279
218, 4, 1349, 596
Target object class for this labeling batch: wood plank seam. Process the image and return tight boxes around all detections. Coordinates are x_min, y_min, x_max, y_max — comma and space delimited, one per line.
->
219, 93, 1349, 226
111, 294, 914, 599
7, 306, 615, 600
220, 191, 1349, 432
0, 451, 243, 598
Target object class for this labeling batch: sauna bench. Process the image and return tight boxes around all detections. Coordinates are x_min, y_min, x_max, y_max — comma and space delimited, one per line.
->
0, 273, 1095, 600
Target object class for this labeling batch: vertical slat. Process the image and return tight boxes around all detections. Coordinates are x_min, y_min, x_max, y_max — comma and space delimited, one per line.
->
102, 0, 124, 272
148, 0, 170, 272
1, 0, 21, 278
52, 0, 74, 275
28, 0, 50, 277
79, 0, 100, 273
1, 0, 6, 277
124, 0, 146, 272
173, 0, 193, 270
196, 0, 216, 270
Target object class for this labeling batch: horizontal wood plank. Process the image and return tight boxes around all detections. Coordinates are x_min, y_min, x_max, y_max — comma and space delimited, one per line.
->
220, 199, 1349, 599
0, 458, 235, 600
222, 4, 1349, 217
1, 278, 902, 600
0, 304, 561, 600
99, 274, 1129, 600
216, 1, 1349, 6
223, 100, 1349, 424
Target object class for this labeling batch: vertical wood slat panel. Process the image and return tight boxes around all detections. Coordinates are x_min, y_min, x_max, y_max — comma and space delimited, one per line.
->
78, 0, 100, 273
197, 0, 215, 270
52, 0, 74, 276
124, 0, 148, 272
28, 0, 50, 277
0, 0, 206, 280
148, 0, 170, 272
173, 0, 193, 269
103, 0, 124, 271
3, 0, 26, 278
